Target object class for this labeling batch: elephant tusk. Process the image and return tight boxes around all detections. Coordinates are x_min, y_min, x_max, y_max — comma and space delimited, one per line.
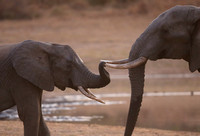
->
101, 58, 129, 64
104, 57, 147, 69
85, 88, 96, 98
78, 86, 105, 104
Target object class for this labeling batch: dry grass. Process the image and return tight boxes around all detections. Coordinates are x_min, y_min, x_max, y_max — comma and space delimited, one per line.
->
1, 0, 200, 19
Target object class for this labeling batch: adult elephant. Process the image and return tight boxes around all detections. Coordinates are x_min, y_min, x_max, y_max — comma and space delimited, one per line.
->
102, 5, 200, 136
0, 40, 110, 136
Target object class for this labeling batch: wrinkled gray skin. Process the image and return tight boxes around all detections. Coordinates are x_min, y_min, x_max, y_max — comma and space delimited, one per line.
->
0, 40, 110, 136
108, 5, 200, 136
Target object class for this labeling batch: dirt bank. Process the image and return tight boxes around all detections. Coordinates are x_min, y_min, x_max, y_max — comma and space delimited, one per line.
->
0, 121, 200, 136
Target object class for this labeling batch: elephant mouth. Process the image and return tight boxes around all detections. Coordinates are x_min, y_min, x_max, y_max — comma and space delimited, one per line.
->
78, 86, 105, 104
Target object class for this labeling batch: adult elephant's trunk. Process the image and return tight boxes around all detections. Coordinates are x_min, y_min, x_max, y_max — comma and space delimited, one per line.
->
125, 65, 145, 136
102, 40, 147, 135
103, 57, 146, 136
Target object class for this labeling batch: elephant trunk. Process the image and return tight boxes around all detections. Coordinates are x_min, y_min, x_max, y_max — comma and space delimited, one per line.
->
76, 62, 110, 104
73, 54, 110, 104
86, 62, 110, 89
123, 39, 146, 135
77, 62, 110, 104
124, 65, 145, 136
102, 39, 146, 135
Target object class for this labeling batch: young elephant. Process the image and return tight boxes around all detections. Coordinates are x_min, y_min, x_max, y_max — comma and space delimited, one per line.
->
102, 5, 200, 136
0, 40, 110, 136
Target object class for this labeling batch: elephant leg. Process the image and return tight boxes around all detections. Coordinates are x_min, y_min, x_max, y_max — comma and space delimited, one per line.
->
16, 94, 41, 136
11, 84, 43, 136
0, 88, 15, 112
17, 101, 41, 136
38, 95, 50, 136
39, 115, 50, 136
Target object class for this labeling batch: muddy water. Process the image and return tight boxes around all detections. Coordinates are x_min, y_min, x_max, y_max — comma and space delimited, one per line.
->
1, 92, 200, 125
0, 94, 126, 121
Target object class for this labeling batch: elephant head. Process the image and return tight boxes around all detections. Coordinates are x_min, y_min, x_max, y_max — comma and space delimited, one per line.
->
102, 5, 200, 136
12, 40, 110, 103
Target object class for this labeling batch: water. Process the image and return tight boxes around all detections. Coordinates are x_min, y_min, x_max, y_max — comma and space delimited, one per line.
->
1, 91, 199, 122
0, 94, 127, 122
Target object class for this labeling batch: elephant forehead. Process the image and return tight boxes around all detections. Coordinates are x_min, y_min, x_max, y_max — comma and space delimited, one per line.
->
16, 44, 45, 57
153, 6, 190, 26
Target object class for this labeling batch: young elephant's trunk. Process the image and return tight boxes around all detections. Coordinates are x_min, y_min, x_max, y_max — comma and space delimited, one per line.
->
87, 62, 110, 89
76, 62, 110, 104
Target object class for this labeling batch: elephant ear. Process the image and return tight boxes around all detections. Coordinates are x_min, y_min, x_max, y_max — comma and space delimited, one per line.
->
189, 20, 200, 72
12, 41, 54, 91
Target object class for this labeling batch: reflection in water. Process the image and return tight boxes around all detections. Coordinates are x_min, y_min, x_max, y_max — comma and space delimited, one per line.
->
0, 93, 127, 122
44, 115, 103, 122
0, 108, 18, 120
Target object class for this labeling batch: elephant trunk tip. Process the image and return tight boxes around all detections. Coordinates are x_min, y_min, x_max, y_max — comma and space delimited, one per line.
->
99, 61, 110, 86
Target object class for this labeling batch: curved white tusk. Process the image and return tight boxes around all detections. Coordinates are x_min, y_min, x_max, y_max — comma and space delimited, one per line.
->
101, 58, 129, 64
105, 57, 147, 69
85, 88, 96, 98
78, 86, 105, 104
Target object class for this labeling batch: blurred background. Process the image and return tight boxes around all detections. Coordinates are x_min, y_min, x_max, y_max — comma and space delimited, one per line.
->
0, 0, 200, 133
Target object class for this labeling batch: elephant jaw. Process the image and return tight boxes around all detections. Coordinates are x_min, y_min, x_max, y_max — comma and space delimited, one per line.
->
78, 86, 105, 104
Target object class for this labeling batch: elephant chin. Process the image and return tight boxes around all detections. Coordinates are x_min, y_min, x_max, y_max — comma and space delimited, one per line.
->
58, 86, 66, 91
55, 83, 66, 91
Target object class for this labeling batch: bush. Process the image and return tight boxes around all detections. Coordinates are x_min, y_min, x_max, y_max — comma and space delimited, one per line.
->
0, 0, 40, 20
87, 0, 108, 6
